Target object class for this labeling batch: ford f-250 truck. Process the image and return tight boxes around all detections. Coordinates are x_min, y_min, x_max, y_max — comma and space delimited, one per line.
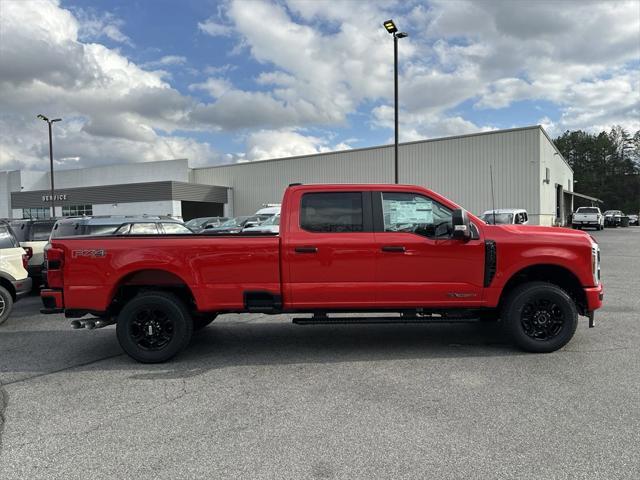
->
41, 184, 604, 363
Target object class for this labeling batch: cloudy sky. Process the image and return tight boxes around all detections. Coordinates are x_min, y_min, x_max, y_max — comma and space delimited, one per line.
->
0, 0, 638, 171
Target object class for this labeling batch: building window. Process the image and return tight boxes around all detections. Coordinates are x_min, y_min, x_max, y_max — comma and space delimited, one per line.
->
22, 208, 50, 219
62, 204, 93, 216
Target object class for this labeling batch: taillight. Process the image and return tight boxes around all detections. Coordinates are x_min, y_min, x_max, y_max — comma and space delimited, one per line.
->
46, 247, 65, 288
23, 246, 33, 260
22, 253, 28, 269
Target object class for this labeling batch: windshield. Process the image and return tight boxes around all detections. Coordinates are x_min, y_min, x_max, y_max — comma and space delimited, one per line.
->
9, 222, 27, 242
261, 215, 280, 226
186, 218, 207, 228
576, 208, 599, 214
482, 213, 514, 224
604, 211, 622, 215
219, 216, 254, 228
0, 225, 20, 249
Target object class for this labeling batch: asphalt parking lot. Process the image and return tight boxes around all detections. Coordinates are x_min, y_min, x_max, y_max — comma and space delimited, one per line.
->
1, 227, 639, 480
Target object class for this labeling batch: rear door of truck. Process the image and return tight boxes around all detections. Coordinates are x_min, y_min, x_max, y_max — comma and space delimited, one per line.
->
281, 187, 376, 307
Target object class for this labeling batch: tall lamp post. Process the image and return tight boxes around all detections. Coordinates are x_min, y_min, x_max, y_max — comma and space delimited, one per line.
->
37, 114, 62, 218
383, 19, 407, 184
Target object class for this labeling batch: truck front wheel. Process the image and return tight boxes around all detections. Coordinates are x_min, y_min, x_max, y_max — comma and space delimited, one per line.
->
116, 291, 193, 363
502, 282, 578, 353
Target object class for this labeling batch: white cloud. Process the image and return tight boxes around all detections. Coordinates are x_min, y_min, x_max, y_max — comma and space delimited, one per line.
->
243, 129, 343, 161
198, 18, 233, 37
74, 7, 133, 46
141, 55, 187, 68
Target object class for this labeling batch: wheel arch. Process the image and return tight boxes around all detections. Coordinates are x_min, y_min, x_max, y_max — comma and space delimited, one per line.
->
498, 264, 587, 315
108, 269, 198, 316
0, 276, 16, 300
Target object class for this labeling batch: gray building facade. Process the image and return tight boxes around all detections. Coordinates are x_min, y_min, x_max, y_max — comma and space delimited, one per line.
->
1, 126, 583, 225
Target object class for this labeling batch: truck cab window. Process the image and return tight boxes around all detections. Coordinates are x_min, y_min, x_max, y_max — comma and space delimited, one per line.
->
301, 192, 363, 232
382, 192, 452, 238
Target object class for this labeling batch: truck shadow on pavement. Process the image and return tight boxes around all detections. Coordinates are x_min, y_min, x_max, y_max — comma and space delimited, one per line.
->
126, 319, 520, 381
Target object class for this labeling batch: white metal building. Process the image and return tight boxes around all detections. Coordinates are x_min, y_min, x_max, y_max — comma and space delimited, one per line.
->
1, 126, 587, 225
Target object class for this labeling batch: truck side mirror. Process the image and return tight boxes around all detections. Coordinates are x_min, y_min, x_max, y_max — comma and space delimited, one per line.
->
452, 208, 471, 241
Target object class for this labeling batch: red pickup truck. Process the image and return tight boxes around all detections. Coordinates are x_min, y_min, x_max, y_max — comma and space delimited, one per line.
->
41, 184, 603, 363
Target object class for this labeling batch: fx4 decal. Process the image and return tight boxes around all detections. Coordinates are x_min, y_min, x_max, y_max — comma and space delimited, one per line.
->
72, 249, 106, 259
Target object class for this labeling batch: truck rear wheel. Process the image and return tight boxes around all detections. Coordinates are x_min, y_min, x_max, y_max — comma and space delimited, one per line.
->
0, 286, 14, 326
502, 282, 578, 353
116, 291, 193, 363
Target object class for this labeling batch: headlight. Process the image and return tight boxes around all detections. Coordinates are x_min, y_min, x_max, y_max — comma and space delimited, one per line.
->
591, 242, 600, 285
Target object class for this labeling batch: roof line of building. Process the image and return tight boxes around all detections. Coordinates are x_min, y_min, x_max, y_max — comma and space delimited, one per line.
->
193, 125, 555, 171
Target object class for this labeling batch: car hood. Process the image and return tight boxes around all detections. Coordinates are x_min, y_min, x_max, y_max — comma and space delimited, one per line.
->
483, 224, 594, 244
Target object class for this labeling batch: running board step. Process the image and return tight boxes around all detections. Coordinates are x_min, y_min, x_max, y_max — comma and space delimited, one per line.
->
292, 316, 480, 325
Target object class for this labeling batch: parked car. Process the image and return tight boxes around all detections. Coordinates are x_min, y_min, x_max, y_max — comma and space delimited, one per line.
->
203, 216, 264, 234
572, 207, 604, 230
603, 210, 624, 227
628, 214, 639, 226
50, 216, 190, 238
112, 220, 193, 235
481, 209, 529, 225
255, 204, 281, 217
41, 183, 603, 363
242, 214, 280, 233
0, 221, 31, 325
10, 219, 57, 284
185, 217, 228, 233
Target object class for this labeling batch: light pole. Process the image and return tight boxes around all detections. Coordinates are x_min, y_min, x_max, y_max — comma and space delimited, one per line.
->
383, 19, 407, 184
37, 114, 62, 218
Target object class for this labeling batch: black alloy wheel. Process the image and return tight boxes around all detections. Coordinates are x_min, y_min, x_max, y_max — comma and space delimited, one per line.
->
520, 297, 565, 341
117, 291, 193, 363
502, 282, 578, 353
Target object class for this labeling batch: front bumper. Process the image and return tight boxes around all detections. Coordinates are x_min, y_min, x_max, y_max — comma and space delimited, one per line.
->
11, 277, 33, 299
585, 284, 604, 312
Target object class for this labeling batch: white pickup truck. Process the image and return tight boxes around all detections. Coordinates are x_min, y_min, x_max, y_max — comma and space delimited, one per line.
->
572, 207, 604, 230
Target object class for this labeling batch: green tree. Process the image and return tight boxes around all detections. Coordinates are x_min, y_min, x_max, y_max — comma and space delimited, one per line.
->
554, 127, 640, 214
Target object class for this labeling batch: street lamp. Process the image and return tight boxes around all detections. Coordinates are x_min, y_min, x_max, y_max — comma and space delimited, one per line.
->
37, 114, 62, 218
383, 19, 408, 184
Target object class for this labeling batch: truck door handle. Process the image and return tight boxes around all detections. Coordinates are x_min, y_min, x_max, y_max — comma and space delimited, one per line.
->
294, 246, 318, 254
381, 246, 406, 253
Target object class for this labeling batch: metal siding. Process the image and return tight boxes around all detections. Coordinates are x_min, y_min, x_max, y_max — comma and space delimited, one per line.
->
194, 127, 544, 220
401, 128, 540, 220
193, 148, 393, 215
539, 131, 573, 226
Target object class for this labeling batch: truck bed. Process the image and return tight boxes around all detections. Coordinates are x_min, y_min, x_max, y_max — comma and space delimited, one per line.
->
54, 235, 281, 312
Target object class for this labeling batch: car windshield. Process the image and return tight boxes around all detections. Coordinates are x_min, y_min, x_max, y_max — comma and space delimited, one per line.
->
185, 218, 208, 228
219, 216, 254, 227
0, 225, 20, 248
604, 211, 622, 215
9, 222, 27, 242
261, 215, 280, 226
577, 208, 599, 214
482, 213, 514, 224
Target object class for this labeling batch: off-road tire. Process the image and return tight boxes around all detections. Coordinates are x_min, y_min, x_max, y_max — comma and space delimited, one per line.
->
116, 291, 193, 363
502, 281, 578, 353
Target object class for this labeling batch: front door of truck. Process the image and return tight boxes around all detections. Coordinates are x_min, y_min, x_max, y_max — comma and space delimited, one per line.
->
283, 190, 376, 308
373, 191, 485, 307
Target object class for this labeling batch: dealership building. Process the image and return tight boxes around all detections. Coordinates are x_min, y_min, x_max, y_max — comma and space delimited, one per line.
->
1, 126, 599, 225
